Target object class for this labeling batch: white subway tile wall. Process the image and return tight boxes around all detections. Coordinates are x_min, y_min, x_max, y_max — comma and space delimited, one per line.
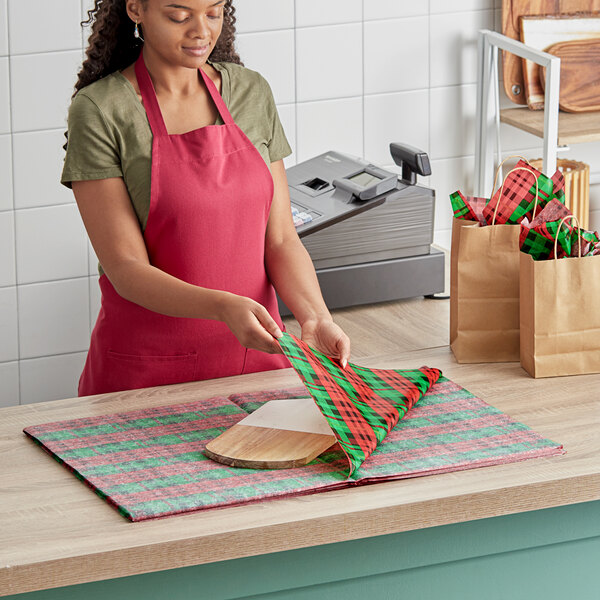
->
8, 0, 82, 55
235, 0, 294, 33
0, 58, 9, 134
19, 352, 87, 404
13, 130, 74, 209
0, 286, 18, 362
10, 51, 82, 132
236, 29, 295, 104
0, 362, 19, 408
0, 134, 12, 210
15, 204, 88, 284
0, 0, 8, 57
296, 23, 363, 102
17, 278, 90, 359
0, 211, 16, 287
295, 0, 362, 27
1, 0, 598, 406
364, 17, 429, 95
296, 97, 363, 162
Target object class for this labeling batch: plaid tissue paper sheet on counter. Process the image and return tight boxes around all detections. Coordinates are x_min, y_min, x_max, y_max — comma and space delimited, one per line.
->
23, 333, 564, 521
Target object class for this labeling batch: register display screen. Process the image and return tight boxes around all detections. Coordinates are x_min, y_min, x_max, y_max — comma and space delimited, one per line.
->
348, 170, 383, 188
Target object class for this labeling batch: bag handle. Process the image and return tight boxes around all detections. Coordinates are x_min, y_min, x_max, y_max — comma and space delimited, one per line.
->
491, 166, 540, 226
554, 215, 581, 260
489, 154, 529, 200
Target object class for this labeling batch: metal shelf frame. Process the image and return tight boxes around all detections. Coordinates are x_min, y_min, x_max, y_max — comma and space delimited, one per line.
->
474, 29, 560, 196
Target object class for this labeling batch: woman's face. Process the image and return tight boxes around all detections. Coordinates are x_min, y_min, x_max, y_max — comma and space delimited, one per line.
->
130, 0, 226, 67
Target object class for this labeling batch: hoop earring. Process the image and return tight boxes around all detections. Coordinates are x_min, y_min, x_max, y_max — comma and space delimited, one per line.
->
134, 21, 144, 42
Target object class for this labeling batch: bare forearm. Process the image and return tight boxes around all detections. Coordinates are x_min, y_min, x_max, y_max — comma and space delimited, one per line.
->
108, 260, 227, 320
265, 238, 331, 326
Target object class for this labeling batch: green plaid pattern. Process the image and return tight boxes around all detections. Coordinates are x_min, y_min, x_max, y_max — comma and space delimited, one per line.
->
278, 332, 440, 476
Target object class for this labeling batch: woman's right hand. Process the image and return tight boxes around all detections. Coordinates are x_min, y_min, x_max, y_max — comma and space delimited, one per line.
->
219, 293, 284, 354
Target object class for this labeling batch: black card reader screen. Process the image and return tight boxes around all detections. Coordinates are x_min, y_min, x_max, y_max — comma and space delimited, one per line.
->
348, 170, 383, 188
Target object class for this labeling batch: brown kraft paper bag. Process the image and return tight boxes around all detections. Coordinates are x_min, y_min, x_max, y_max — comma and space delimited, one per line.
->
520, 250, 600, 378
451, 218, 521, 362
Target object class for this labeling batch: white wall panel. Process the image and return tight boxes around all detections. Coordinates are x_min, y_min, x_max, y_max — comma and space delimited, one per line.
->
364, 90, 429, 166
364, 0, 429, 20
13, 129, 73, 209
18, 278, 90, 359
430, 0, 494, 13
430, 10, 494, 87
15, 204, 88, 285
0, 362, 19, 407
364, 17, 429, 94
0, 58, 10, 134
8, 0, 81, 55
10, 50, 81, 132
0, 0, 8, 57
0, 211, 15, 287
0, 134, 12, 211
296, 97, 363, 163
0, 286, 18, 362
296, 0, 362, 27
296, 24, 362, 102
235, 0, 295, 33
19, 351, 86, 404
430, 84, 477, 161
236, 30, 295, 105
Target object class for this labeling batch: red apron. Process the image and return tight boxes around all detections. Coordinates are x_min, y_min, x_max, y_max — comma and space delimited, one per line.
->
78, 52, 289, 396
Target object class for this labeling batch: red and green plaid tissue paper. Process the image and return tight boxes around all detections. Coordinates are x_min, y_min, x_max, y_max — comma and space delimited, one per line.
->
481, 160, 564, 225
277, 332, 441, 476
450, 160, 564, 227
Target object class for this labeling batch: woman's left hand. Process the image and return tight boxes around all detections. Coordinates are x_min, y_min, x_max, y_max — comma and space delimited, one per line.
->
301, 319, 351, 369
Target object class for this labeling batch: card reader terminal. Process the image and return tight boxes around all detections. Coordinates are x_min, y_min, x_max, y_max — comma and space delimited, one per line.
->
332, 164, 398, 202
289, 143, 431, 237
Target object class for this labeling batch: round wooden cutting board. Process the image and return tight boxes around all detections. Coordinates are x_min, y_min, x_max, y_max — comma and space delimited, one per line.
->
204, 398, 338, 469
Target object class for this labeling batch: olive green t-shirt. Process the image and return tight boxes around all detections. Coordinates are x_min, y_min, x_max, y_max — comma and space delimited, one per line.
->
61, 61, 292, 275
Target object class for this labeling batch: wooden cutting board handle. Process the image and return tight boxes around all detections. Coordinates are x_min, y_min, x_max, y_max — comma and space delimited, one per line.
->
539, 38, 600, 112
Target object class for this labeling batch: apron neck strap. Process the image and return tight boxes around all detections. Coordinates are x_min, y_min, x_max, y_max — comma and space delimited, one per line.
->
135, 52, 234, 136
135, 52, 168, 136
200, 64, 234, 125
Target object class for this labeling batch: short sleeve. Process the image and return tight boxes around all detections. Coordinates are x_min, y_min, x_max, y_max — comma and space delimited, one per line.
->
259, 76, 292, 164
60, 92, 123, 189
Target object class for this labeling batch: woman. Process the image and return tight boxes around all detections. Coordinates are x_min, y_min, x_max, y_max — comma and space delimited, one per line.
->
62, 0, 350, 396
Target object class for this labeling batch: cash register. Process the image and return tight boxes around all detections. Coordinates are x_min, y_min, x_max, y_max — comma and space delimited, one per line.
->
280, 142, 444, 313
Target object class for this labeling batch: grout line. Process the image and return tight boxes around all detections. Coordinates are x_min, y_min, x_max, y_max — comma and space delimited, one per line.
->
236, 8, 492, 36
361, 0, 365, 159
7, 47, 85, 59
5, 349, 89, 365
427, 0, 431, 160
293, 0, 298, 163
7, 201, 76, 213
0, 274, 90, 291
5, 0, 22, 406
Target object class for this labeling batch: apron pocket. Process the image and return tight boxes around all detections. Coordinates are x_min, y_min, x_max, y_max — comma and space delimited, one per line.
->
106, 350, 198, 391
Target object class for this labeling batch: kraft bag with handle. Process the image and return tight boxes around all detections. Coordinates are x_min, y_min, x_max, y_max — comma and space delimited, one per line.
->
451, 159, 541, 363
520, 215, 600, 378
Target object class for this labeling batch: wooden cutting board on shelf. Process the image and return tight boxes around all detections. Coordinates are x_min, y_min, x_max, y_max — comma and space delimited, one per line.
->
520, 14, 600, 109
502, 0, 600, 105
539, 38, 600, 111
204, 398, 338, 469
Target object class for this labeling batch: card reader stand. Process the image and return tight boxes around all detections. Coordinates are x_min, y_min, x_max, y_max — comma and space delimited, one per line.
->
281, 143, 445, 312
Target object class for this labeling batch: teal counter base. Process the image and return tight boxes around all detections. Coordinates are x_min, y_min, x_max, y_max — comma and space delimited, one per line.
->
7, 500, 600, 600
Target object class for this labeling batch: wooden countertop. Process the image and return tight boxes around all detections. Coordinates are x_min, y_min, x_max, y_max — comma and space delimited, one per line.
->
1, 297, 599, 596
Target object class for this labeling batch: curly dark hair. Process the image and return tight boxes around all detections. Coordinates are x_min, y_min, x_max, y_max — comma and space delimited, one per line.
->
73, 0, 242, 96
